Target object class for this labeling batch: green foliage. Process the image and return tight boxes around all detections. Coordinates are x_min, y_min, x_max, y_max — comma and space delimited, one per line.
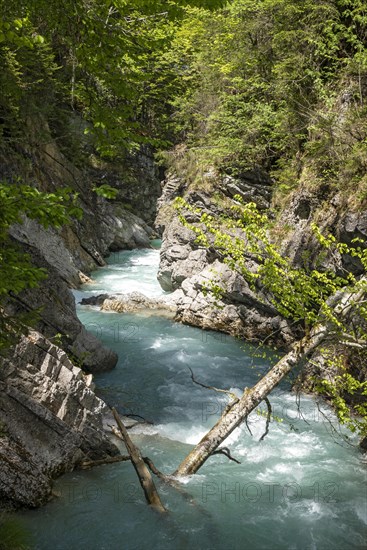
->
0, 0, 224, 161
92, 184, 118, 200
175, 196, 367, 328
175, 196, 367, 435
0, 181, 82, 351
1, 0, 365, 193
315, 353, 367, 437
164, 0, 367, 198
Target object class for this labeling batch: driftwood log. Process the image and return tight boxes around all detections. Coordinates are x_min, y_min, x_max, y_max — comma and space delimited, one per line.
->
112, 407, 167, 513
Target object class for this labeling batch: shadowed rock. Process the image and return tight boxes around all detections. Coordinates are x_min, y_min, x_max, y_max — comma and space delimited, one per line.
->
0, 331, 119, 510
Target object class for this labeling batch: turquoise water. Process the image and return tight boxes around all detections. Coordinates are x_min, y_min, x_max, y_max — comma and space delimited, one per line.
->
19, 249, 366, 549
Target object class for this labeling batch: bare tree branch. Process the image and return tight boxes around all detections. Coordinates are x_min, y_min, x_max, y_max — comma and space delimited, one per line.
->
340, 341, 367, 349
188, 367, 239, 402
212, 447, 241, 464
259, 397, 272, 441
245, 417, 253, 436
112, 408, 167, 513
143, 457, 168, 481
296, 391, 310, 425
79, 456, 131, 469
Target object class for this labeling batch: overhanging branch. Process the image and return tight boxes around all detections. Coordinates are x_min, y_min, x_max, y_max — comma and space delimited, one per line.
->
188, 367, 239, 402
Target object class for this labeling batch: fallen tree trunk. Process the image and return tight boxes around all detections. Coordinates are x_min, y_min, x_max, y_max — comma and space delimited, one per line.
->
79, 456, 131, 469
174, 325, 328, 477
104, 282, 365, 490
112, 408, 167, 513
174, 279, 367, 477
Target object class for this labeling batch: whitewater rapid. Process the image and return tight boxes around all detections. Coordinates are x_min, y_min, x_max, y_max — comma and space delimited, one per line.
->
19, 247, 367, 550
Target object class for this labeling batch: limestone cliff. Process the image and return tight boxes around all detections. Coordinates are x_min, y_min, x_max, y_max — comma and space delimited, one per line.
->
0, 114, 161, 510
155, 170, 367, 433
156, 172, 298, 348
3, 113, 159, 371
0, 331, 119, 510
156, 171, 366, 343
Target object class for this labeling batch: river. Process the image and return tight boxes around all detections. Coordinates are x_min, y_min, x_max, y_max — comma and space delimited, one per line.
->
19, 245, 366, 549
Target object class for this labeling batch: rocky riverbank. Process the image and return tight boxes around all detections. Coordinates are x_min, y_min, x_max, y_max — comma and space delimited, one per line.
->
80, 291, 179, 318
156, 172, 366, 333
0, 331, 119, 510
0, 118, 161, 510
154, 170, 367, 430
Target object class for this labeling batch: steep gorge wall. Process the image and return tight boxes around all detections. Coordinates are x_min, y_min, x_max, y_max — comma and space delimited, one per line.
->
157, 171, 366, 336
3, 114, 161, 371
0, 115, 162, 510
155, 170, 367, 416
0, 331, 119, 510
156, 172, 299, 348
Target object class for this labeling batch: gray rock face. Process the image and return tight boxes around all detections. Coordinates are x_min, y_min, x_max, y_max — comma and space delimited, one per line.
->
155, 174, 186, 234
156, 173, 296, 346
11, 202, 154, 287
7, 188, 154, 373
75, 200, 154, 267
0, 113, 162, 511
99, 146, 163, 226
156, 173, 366, 350
5, 243, 117, 373
219, 171, 272, 210
175, 261, 295, 347
338, 210, 367, 275
0, 331, 119, 510
157, 217, 209, 292
277, 190, 367, 276
10, 218, 82, 287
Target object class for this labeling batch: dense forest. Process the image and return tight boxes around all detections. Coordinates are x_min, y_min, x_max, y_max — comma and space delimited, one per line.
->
1, 0, 366, 187
0, 1, 367, 541
1, 0, 366, 423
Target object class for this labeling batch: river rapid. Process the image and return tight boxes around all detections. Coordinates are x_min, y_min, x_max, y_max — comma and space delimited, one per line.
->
19, 245, 366, 549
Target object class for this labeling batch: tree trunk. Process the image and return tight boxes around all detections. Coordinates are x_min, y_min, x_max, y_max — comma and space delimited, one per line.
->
174, 325, 328, 477
112, 408, 167, 513
79, 456, 130, 469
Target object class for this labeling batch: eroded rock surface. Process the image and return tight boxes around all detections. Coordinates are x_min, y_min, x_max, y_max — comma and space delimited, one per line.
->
10, 203, 154, 287
0, 331, 119, 510
81, 291, 180, 318
155, 172, 366, 350
5, 243, 117, 373
175, 261, 295, 348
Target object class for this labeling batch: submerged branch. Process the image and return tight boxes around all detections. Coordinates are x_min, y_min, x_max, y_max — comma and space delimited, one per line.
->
259, 397, 272, 442
112, 408, 167, 513
212, 447, 241, 464
188, 367, 239, 402
79, 456, 131, 469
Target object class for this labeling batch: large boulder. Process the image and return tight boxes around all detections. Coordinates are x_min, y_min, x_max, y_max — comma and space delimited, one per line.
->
80, 291, 180, 318
175, 261, 295, 348
157, 218, 209, 291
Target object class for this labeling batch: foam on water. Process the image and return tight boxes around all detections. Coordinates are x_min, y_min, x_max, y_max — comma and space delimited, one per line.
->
94, 248, 165, 297
18, 246, 367, 550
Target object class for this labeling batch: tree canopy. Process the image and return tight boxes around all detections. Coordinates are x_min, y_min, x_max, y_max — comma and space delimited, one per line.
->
163, 0, 367, 201
0, 0, 225, 159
